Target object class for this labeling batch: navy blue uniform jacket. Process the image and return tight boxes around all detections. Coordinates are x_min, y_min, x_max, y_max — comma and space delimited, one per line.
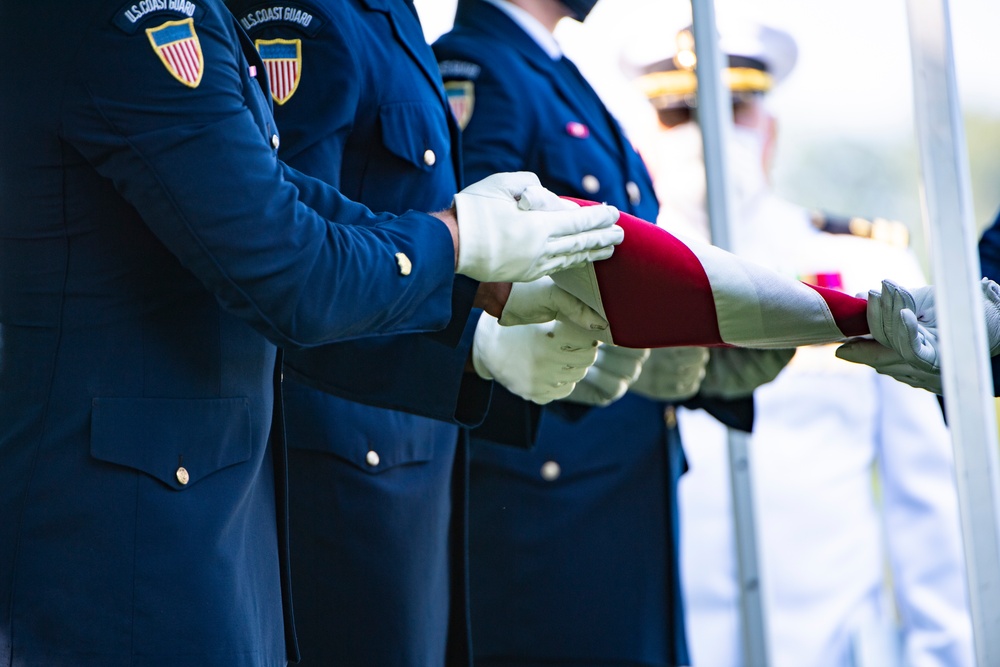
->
435, 3, 690, 665
228, 0, 480, 664
0, 1, 462, 665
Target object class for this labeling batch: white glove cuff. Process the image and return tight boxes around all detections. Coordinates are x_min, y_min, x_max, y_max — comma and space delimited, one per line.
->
471, 312, 499, 381
453, 191, 499, 281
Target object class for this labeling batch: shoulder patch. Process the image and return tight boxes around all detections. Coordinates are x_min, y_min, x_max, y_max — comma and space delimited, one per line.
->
444, 80, 475, 131
438, 59, 481, 81
256, 38, 302, 105
146, 18, 203, 88
113, 0, 205, 35
235, 3, 324, 38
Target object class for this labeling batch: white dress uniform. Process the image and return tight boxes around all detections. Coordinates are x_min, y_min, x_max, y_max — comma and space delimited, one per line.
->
667, 183, 974, 667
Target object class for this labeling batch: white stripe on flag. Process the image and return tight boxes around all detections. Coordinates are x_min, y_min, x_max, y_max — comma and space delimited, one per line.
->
690, 240, 844, 348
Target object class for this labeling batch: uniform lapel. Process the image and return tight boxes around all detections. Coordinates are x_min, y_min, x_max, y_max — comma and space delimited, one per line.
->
359, 0, 450, 110
554, 55, 634, 163
460, 3, 623, 159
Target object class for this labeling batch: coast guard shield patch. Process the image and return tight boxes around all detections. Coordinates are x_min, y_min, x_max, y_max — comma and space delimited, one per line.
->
146, 19, 203, 88
256, 39, 302, 105
444, 81, 475, 130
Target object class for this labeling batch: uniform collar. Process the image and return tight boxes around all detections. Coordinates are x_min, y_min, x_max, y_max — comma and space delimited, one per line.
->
483, 0, 562, 60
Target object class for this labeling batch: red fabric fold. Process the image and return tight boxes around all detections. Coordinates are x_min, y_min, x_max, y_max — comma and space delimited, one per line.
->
565, 198, 869, 347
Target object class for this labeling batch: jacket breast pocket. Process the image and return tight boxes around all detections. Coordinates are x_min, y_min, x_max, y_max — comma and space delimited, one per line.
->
283, 384, 445, 475
90, 397, 253, 490
379, 101, 451, 172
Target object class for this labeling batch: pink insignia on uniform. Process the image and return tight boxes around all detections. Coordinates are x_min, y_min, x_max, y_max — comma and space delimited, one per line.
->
566, 121, 590, 138
249, 65, 257, 78
801, 272, 845, 291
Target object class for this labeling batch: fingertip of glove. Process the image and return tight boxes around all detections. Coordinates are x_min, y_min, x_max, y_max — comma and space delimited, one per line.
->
982, 277, 1000, 299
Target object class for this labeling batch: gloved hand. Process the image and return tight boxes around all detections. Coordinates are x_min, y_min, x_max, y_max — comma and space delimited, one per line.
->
565, 344, 650, 407
454, 172, 623, 283
866, 280, 940, 369
630, 347, 710, 401
499, 276, 610, 332
698, 347, 796, 399
836, 277, 1000, 392
835, 339, 944, 393
472, 312, 600, 405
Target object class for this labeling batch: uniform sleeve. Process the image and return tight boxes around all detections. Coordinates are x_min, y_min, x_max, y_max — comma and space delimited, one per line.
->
284, 310, 492, 426
260, 10, 480, 415
874, 375, 975, 667
65, 10, 455, 348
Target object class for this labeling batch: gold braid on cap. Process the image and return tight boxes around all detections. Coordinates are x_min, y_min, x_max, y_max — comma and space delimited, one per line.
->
637, 67, 773, 102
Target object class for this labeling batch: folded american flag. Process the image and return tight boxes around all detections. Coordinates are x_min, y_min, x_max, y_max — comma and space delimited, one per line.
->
553, 199, 869, 349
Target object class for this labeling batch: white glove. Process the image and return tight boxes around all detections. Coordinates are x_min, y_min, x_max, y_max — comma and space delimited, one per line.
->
472, 312, 599, 405
630, 347, 709, 401
454, 172, 623, 282
836, 339, 945, 393
836, 278, 1000, 393
698, 347, 795, 399
565, 344, 650, 407
866, 280, 941, 369
499, 276, 610, 332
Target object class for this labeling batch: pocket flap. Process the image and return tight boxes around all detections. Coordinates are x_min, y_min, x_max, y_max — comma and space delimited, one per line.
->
91, 397, 253, 490
379, 102, 449, 170
283, 384, 442, 474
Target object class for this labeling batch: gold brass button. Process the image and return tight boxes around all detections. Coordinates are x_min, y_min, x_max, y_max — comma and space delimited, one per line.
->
395, 252, 412, 276
626, 181, 641, 205
582, 175, 600, 194
540, 460, 561, 482
423, 149, 436, 166
664, 405, 677, 429
176, 466, 190, 486
366, 450, 381, 467
271, 134, 280, 150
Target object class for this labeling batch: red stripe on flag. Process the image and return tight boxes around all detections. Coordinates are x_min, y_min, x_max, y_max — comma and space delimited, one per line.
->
564, 198, 870, 347
805, 284, 869, 337
566, 198, 725, 348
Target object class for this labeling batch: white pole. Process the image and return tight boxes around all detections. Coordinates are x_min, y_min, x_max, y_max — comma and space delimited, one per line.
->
905, 0, 1000, 664
689, 1, 771, 664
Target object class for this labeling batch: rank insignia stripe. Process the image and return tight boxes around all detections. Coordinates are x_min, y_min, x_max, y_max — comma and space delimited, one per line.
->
146, 18, 203, 88
256, 38, 302, 105
444, 80, 475, 131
